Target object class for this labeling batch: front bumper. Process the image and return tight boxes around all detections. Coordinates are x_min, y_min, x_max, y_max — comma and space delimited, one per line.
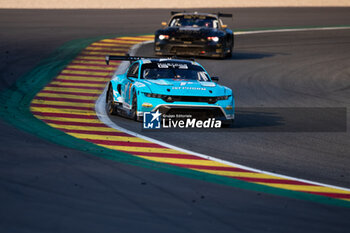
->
155, 104, 234, 121
154, 40, 225, 57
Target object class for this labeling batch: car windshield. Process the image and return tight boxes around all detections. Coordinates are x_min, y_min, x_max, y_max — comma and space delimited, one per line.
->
141, 62, 210, 81
169, 15, 218, 28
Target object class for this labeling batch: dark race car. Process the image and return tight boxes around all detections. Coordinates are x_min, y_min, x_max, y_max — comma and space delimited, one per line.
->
154, 12, 234, 58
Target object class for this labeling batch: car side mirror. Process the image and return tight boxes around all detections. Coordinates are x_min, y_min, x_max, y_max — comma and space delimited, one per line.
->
127, 76, 136, 82
221, 24, 227, 29
161, 21, 167, 27
211, 76, 219, 82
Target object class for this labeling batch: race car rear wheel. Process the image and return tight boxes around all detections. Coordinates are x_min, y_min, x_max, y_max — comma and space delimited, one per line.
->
227, 46, 233, 58
107, 87, 117, 115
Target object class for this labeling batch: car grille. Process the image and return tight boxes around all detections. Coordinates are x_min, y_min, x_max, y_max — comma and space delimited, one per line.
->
161, 95, 217, 104
170, 46, 203, 55
173, 37, 205, 43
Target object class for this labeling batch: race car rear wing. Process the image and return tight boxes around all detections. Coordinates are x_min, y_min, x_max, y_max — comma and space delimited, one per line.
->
170, 11, 232, 18
215, 12, 233, 18
105, 54, 194, 65
171, 11, 187, 15
105, 54, 157, 65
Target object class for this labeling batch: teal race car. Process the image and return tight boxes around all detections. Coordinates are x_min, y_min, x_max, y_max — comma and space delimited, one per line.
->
105, 55, 234, 126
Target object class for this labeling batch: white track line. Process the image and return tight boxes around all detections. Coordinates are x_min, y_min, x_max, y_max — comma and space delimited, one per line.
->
95, 27, 350, 192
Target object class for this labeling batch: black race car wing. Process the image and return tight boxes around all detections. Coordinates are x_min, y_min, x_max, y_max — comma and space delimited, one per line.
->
105, 54, 195, 65
105, 54, 158, 65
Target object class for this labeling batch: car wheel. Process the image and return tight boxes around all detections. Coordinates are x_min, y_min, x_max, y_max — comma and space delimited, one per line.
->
219, 44, 227, 59
227, 46, 233, 58
217, 49, 226, 59
222, 119, 234, 128
107, 87, 117, 115
130, 91, 138, 121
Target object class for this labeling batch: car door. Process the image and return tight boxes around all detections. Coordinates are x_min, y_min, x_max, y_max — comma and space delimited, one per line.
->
122, 62, 139, 108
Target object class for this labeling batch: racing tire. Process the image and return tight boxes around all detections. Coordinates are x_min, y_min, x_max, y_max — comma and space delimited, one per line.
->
107, 87, 117, 115
226, 47, 233, 58
130, 91, 139, 121
222, 119, 235, 128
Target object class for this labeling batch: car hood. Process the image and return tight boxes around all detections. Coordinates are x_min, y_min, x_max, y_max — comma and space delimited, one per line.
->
141, 79, 228, 96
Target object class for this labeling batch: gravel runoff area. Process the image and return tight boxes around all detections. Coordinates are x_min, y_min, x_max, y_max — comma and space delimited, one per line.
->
1, 0, 350, 9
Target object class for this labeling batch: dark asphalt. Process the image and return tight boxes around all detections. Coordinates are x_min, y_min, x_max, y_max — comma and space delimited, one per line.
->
1, 8, 350, 233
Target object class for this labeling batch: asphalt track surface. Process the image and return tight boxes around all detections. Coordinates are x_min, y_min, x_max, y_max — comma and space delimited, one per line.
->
1, 8, 350, 233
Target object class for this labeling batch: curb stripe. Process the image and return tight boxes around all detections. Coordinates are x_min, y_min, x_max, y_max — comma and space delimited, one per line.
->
34, 96, 95, 103
49, 81, 106, 88
72, 59, 120, 64
64, 68, 115, 73
54, 79, 107, 84
232, 177, 318, 185
82, 48, 129, 53
101, 145, 188, 154
31, 112, 98, 119
307, 192, 350, 199
58, 128, 129, 136
66, 65, 117, 70
37, 117, 102, 124
81, 51, 129, 56
132, 152, 207, 160
39, 90, 100, 96
46, 84, 104, 90
56, 76, 111, 81
39, 119, 106, 127
31, 103, 94, 111
66, 133, 150, 143
77, 54, 125, 59
37, 92, 100, 100
92, 41, 139, 46
59, 72, 110, 78
55, 76, 111, 81
47, 124, 118, 132
85, 139, 162, 147
30, 107, 96, 115
31, 99, 95, 107
43, 87, 103, 93
173, 164, 258, 172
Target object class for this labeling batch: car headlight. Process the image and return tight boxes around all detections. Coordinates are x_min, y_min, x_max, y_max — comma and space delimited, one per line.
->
144, 93, 175, 103
158, 35, 169, 40
217, 95, 231, 100
207, 36, 219, 42
145, 93, 163, 98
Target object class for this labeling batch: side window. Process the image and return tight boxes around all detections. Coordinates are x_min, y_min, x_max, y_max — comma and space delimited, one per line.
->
127, 63, 139, 78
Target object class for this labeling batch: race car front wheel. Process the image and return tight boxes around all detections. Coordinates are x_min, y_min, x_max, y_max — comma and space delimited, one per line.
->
107, 88, 117, 115
130, 91, 138, 121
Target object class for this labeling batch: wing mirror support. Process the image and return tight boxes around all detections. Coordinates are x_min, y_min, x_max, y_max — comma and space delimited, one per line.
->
211, 76, 219, 82
127, 77, 135, 82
